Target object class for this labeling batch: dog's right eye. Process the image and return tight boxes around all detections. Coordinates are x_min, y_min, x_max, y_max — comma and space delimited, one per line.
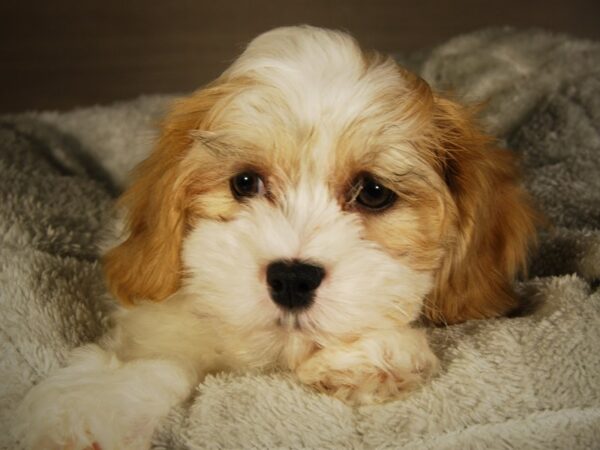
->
230, 171, 265, 199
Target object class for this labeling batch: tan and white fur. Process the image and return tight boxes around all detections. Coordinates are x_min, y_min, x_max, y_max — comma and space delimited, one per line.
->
14, 26, 538, 450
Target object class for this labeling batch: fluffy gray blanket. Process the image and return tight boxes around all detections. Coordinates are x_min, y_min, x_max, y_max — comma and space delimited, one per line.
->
1, 28, 599, 449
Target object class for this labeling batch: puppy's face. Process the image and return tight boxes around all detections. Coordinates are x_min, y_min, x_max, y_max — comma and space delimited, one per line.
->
104, 27, 537, 359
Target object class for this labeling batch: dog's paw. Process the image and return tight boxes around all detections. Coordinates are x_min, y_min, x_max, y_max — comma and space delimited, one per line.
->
14, 368, 154, 449
12, 345, 191, 450
13, 393, 155, 450
295, 328, 438, 404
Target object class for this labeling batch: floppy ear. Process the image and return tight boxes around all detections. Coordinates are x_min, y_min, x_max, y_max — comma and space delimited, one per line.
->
103, 84, 227, 305
425, 96, 539, 325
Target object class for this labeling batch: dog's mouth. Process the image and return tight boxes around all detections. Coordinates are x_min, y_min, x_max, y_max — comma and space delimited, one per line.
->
276, 312, 302, 331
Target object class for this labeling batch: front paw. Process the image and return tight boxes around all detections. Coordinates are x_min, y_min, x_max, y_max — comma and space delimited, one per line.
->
14, 363, 153, 449
12, 345, 190, 450
295, 328, 438, 404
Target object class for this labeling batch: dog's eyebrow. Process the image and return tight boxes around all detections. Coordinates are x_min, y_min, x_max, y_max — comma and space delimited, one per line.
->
190, 130, 232, 156
365, 145, 442, 190
189, 131, 263, 166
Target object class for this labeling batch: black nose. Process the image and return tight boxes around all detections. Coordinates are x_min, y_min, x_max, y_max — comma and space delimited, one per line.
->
266, 260, 325, 310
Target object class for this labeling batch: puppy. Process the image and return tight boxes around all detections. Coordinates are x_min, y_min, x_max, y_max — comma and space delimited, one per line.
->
14, 26, 537, 450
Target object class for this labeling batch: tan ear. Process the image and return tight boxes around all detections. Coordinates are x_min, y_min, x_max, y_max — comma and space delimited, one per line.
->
103, 83, 228, 305
425, 96, 540, 325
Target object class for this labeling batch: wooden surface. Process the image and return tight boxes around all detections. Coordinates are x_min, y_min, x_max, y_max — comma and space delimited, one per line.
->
2, 0, 599, 113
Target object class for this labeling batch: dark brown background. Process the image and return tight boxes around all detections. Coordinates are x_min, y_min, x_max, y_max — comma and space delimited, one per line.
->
2, 0, 599, 113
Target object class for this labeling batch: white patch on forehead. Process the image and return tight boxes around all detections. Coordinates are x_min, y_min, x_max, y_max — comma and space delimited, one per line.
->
222, 26, 404, 135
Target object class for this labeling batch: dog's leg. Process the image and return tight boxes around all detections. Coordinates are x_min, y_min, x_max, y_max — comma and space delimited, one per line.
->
13, 298, 215, 450
295, 327, 438, 404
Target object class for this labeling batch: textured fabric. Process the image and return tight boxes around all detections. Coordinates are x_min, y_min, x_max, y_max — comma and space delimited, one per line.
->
1, 28, 600, 449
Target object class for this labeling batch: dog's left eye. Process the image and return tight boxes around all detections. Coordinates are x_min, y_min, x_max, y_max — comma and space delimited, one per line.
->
230, 171, 265, 199
352, 174, 396, 211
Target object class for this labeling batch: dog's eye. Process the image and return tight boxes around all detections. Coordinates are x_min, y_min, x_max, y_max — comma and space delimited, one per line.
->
230, 171, 265, 199
353, 174, 396, 211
